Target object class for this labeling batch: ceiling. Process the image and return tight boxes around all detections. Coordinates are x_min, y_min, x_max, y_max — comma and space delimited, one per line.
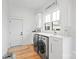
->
8, 0, 55, 10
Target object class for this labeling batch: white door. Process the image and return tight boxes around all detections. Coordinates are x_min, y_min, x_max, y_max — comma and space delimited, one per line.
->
8, 19, 23, 47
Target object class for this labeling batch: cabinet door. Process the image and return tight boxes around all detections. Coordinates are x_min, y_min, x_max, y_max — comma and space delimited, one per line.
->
49, 37, 62, 59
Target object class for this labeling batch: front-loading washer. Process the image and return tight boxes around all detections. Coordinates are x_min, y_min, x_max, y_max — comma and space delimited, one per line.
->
38, 35, 49, 59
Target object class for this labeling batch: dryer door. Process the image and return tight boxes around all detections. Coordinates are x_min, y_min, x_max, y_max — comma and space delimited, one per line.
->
33, 34, 39, 47
38, 40, 46, 54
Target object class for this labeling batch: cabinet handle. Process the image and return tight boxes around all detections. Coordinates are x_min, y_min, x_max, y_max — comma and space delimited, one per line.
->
54, 38, 59, 41
51, 43, 52, 53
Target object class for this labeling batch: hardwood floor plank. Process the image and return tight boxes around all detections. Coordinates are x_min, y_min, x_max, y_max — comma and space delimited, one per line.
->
8, 44, 41, 59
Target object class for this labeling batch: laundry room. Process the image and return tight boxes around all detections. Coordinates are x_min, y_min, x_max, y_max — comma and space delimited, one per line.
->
2, 0, 76, 59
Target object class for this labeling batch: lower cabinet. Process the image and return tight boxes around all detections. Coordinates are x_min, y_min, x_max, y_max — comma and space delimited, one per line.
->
49, 37, 62, 59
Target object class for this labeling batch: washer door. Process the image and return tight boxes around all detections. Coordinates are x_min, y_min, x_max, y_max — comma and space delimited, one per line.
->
38, 40, 46, 54
33, 34, 39, 47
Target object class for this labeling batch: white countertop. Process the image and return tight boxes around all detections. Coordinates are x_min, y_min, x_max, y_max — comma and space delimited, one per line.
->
32, 32, 63, 38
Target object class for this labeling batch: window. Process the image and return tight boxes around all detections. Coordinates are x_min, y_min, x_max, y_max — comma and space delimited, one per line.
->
44, 14, 51, 30
52, 10, 60, 21
45, 14, 51, 23
38, 13, 42, 28
36, 13, 42, 28
44, 10, 60, 31
57, 10, 60, 20
52, 12, 57, 21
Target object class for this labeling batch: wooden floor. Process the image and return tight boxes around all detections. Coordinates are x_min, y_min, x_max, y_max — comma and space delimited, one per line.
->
8, 44, 41, 59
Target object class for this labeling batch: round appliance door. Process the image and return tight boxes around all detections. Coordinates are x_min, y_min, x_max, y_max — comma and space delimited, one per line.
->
38, 40, 46, 54
33, 34, 39, 47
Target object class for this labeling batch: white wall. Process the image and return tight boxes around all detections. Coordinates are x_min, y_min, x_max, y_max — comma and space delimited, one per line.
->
8, 6, 36, 46
3, 2, 37, 56
2, 0, 9, 56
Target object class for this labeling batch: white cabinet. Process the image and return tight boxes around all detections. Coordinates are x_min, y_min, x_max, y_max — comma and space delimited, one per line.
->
49, 37, 62, 59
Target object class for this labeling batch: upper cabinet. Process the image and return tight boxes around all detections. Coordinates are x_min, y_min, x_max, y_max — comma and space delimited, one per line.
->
35, 0, 62, 33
